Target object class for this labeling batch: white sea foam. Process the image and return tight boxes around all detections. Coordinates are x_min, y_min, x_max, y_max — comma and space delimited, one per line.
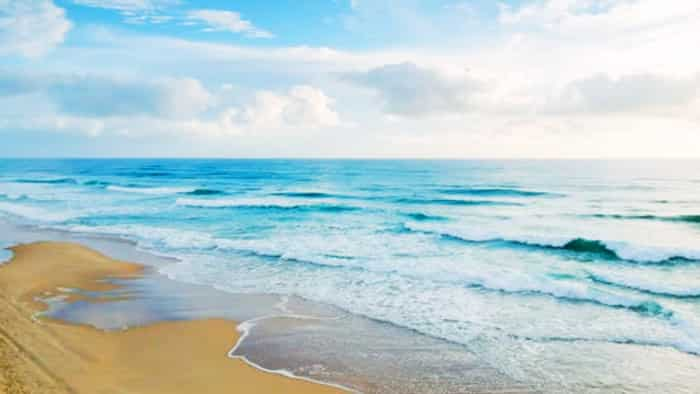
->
62, 224, 218, 250
588, 268, 700, 297
607, 242, 700, 263
175, 196, 330, 208
0, 182, 73, 202
54, 220, 685, 315
0, 201, 79, 222
160, 254, 697, 358
388, 255, 668, 314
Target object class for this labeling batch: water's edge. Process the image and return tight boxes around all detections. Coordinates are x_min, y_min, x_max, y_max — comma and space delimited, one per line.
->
1, 218, 523, 394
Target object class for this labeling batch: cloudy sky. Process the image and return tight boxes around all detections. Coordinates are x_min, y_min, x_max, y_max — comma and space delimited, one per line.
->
1, 0, 699, 158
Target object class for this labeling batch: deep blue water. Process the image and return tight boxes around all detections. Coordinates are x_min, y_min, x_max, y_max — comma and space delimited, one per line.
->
1, 159, 700, 386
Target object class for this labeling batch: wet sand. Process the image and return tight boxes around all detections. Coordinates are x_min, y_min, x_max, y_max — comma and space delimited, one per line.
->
0, 241, 343, 394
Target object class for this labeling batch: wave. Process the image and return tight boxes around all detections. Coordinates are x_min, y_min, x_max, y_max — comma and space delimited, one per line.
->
313, 205, 360, 213
586, 214, 700, 224
502, 236, 696, 264
253, 251, 672, 318
72, 221, 671, 320
117, 171, 174, 178
83, 180, 111, 187
106, 185, 197, 195
13, 178, 77, 185
184, 188, 225, 196
405, 223, 700, 264
587, 272, 700, 298
438, 187, 560, 197
0, 201, 77, 222
60, 223, 356, 271
560, 238, 618, 259
0, 193, 28, 201
525, 237, 698, 264
402, 212, 449, 221
271, 192, 338, 199
175, 197, 359, 212
394, 198, 522, 207
514, 333, 700, 357
237, 249, 354, 270
455, 270, 672, 318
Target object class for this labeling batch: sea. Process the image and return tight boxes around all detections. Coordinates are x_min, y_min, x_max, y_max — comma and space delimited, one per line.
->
1, 159, 699, 393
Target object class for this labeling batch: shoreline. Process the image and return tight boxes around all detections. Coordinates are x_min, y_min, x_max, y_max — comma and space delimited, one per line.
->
0, 241, 346, 393
0, 219, 531, 394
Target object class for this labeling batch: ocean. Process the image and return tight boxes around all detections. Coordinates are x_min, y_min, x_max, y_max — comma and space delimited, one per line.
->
1, 158, 700, 392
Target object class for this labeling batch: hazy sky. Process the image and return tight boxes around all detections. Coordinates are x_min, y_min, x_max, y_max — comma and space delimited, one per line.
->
1, 0, 699, 158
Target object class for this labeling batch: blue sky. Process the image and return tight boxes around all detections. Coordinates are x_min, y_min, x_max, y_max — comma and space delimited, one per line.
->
1, 0, 700, 158
55, 0, 511, 48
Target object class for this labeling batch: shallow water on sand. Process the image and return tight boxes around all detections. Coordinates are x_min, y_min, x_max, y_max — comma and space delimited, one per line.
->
2, 159, 700, 392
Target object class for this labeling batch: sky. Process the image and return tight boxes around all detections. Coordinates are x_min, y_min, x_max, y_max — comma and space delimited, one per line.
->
1, 0, 699, 158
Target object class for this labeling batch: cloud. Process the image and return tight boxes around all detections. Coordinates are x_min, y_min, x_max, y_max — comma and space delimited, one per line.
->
0, 69, 338, 137
0, 0, 72, 57
344, 62, 482, 116
47, 75, 212, 118
0, 71, 212, 118
548, 72, 700, 114
71, 0, 178, 24
0, 72, 42, 96
499, 0, 700, 38
227, 85, 340, 130
186, 9, 273, 38
71, 0, 175, 11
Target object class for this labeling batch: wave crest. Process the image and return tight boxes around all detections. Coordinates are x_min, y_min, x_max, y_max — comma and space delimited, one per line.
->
587, 214, 700, 224
404, 223, 700, 264
561, 238, 618, 259
175, 197, 358, 212
438, 187, 560, 197
184, 189, 225, 196
588, 271, 700, 298
107, 185, 197, 195
14, 178, 77, 185
395, 198, 522, 207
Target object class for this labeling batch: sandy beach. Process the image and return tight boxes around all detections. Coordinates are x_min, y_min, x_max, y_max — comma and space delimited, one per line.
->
0, 241, 343, 394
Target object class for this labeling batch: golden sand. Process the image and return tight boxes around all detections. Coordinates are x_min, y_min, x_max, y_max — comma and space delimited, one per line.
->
0, 241, 343, 394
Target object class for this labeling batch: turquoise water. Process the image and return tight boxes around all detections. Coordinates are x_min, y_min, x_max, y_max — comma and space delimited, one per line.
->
1, 159, 700, 389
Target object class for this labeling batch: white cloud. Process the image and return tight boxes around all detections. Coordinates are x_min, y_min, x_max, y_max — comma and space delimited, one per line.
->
186, 9, 273, 38
71, 0, 177, 25
0, 71, 42, 95
71, 0, 175, 11
490, 0, 700, 81
0, 0, 72, 57
344, 62, 483, 116
227, 85, 340, 130
36, 84, 339, 137
43, 75, 212, 118
0, 71, 213, 118
548, 72, 700, 114
0, 69, 338, 137
499, 0, 700, 39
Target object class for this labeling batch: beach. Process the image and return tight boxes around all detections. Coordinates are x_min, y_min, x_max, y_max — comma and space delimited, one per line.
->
0, 241, 342, 394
